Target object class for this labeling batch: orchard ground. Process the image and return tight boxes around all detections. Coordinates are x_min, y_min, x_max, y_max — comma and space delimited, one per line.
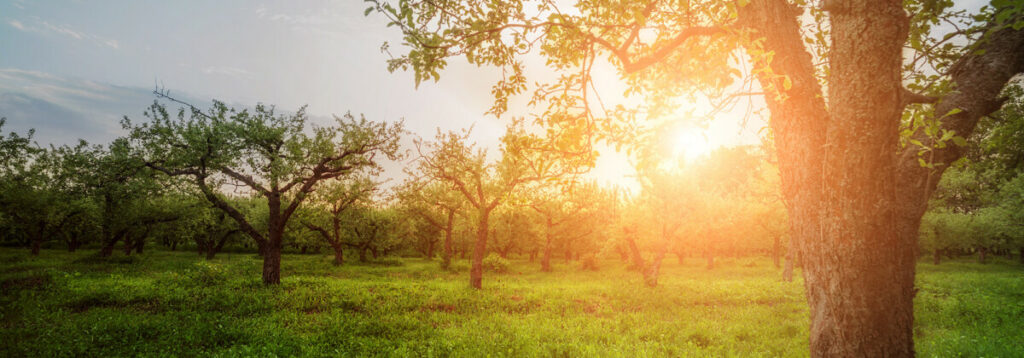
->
1, 248, 1022, 357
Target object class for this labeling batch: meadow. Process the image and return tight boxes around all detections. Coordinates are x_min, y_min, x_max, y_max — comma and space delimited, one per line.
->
1, 248, 1022, 357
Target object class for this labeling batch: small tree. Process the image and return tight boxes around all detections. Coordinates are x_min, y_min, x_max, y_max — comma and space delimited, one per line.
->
299, 176, 377, 265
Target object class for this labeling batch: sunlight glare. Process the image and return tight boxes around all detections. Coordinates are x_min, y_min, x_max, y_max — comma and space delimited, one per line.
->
672, 129, 710, 161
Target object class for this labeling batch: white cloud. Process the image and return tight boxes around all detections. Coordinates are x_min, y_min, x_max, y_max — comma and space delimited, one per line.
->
6, 17, 121, 50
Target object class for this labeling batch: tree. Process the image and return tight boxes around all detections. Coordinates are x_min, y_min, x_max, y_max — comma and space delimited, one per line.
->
526, 181, 600, 272
300, 176, 378, 265
129, 93, 404, 284
395, 180, 465, 269
370, 0, 1024, 354
411, 124, 582, 288
344, 205, 402, 262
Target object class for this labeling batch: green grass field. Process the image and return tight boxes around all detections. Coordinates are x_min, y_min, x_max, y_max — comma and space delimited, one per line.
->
1, 249, 1022, 357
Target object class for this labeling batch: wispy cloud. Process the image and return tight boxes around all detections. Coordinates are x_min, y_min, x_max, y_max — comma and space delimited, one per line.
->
253, 4, 355, 38
6, 17, 120, 49
8, 19, 25, 30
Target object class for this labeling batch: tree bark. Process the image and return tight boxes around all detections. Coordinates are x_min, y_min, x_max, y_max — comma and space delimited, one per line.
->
30, 239, 41, 256
978, 247, 987, 264
933, 249, 942, 265
332, 244, 344, 265
469, 209, 490, 289
262, 241, 282, 284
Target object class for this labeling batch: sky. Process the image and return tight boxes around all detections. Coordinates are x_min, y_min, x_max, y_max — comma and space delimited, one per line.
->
1, 0, 894, 189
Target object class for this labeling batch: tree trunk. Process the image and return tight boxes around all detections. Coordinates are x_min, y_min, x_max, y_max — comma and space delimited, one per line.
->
623, 228, 645, 271
933, 249, 942, 265
442, 210, 455, 269
978, 247, 987, 264
67, 233, 80, 252
772, 236, 781, 268
300, 246, 307, 255
1019, 247, 1024, 264
426, 239, 435, 259
740, 0, 935, 355
644, 248, 667, 287
676, 250, 685, 265
171, 241, 177, 251
99, 231, 123, 258
262, 241, 281, 284
541, 220, 553, 272
135, 236, 145, 254
359, 248, 368, 262
30, 239, 41, 256
469, 209, 490, 289
123, 236, 134, 256
332, 245, 344, 265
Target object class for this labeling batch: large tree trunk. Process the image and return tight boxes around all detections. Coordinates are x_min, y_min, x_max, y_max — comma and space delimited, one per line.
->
469, 209, 490, 289
262, 241, 282, 284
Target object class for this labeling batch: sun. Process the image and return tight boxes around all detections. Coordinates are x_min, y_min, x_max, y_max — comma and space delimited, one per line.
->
671, 129, 710, 161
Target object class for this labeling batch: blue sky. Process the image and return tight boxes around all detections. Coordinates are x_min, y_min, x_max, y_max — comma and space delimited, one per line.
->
0, 0, 509, 146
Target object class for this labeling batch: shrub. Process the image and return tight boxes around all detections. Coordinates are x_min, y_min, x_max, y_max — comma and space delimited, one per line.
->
483, 254, 510, 273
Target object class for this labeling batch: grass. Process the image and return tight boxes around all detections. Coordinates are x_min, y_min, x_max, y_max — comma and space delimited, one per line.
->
1, 248, 1021, 357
